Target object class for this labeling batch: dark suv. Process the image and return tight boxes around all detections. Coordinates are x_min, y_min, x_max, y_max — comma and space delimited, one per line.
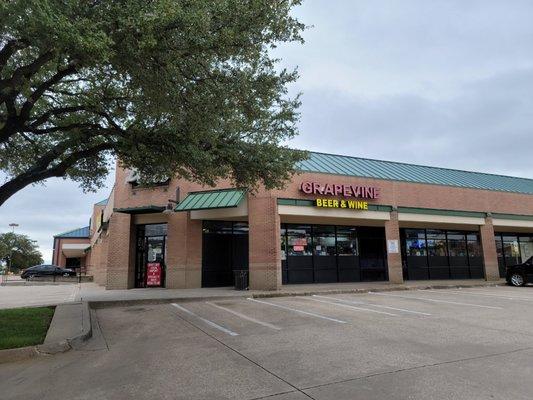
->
21, 264, 76, 280
506, 257, 533, 287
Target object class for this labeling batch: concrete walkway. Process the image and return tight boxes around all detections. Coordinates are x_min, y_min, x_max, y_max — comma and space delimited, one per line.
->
80, 279, 506, 307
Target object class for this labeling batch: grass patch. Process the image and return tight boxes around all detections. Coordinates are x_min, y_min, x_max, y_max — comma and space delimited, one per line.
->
0, 307, 55, 350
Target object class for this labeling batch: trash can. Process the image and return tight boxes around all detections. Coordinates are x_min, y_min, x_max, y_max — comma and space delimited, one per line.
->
234, 270, 249, 291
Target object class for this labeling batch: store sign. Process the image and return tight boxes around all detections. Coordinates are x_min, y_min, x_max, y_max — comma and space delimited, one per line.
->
300, 181, 380, 199
146, 262, 162, 287
300, 181, 381, 211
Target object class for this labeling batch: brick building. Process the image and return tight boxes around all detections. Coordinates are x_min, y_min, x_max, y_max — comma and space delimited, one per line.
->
64, 151, 533, 290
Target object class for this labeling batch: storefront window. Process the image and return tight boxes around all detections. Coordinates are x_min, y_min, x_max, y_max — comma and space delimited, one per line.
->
405, 229, 427, 256
313, 225, 336, 256
502, 235, 520, 264
495, 237, 503, 257
427, 230, 447, 257
447, 232, 467, 257
519, 236, 533, 263
336, 226, 358, 256
287, 225, 312, 256
280, 225, 287, 261
466, 234, 482, 257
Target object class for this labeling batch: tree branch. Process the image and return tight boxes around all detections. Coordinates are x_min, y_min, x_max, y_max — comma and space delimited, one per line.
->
0, 142, 115, 207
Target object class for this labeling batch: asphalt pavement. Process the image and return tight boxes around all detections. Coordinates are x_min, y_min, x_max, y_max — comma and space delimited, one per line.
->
1, 286, 533, 399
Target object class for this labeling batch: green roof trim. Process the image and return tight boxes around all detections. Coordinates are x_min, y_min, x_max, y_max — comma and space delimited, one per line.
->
491, 213, 533, 221
114, 205, 165, 214
276, 198, 393, 212
397, 207, 486, 218
297, 152, 533, 195
175, 188, 246, 212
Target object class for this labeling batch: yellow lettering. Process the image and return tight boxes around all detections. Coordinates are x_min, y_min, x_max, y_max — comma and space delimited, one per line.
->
333, 200, 339, 208
316, 199, 322, 207
363, 202, 368, 210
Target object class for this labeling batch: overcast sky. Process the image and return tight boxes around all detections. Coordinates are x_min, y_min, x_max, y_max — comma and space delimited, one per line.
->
2, 0, 533, 263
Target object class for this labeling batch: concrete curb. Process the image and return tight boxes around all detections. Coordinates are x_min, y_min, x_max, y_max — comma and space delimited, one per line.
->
87, 280, 506, 309
0, 302, 93, 364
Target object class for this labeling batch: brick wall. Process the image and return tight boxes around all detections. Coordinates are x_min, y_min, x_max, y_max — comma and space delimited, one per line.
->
248, 195, 282, 290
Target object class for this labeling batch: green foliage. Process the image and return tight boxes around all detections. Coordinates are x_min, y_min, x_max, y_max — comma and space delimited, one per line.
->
0, 0, 307, 205
0, 232, 43, 273
0, 307, 55, 350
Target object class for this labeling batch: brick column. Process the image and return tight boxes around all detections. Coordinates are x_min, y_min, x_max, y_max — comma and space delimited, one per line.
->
105, 212, 133, 289
480, 216, 500, 281
166, 213, 202, 289
248, 196, 281, 290
385, 210, 404, 284
165, 212, 187, 288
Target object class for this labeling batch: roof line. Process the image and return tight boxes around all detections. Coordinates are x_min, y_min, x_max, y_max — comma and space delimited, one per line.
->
303, 150, 533, 182
54, 226, 90, 238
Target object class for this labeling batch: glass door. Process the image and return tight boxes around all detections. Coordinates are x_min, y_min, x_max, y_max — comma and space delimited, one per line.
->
135, 224, 167, 288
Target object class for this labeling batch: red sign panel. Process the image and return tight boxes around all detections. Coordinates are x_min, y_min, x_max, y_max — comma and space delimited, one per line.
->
146, 263, 162, 287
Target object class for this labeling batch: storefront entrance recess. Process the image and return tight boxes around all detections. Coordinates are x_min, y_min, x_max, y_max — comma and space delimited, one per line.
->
202, 221, 249, 287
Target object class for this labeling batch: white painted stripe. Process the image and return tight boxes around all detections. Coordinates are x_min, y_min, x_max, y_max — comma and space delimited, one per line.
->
171, 303, 239, 336
370, 292, 503, 309
247, 298, 347, 324
205, 302, 282, 330
425, 289, 533, 302
307, 297, 398, 316
313, 295, 432, 316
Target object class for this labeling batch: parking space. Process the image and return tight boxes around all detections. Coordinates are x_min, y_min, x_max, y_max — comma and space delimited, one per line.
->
2, 286, 533, 399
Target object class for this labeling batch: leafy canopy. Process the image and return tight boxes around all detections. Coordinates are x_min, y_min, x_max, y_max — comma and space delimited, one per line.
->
0, 0, 307, 206
0, 232, 43, 273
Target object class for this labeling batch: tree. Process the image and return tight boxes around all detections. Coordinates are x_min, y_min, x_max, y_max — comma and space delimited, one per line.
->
0, 232, 43, 273
0, 0, 307, 206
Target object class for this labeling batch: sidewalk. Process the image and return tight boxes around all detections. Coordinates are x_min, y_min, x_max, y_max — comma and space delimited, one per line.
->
80, 279, 506, 308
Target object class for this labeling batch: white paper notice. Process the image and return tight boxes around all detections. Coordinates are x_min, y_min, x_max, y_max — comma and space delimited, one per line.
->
387, 240, 399, 254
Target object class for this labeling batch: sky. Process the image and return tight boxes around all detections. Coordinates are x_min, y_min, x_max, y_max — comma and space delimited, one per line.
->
1, 0, 533, 263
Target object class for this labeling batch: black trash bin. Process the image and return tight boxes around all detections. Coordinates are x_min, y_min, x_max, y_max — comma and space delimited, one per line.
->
234, 270, 249, 290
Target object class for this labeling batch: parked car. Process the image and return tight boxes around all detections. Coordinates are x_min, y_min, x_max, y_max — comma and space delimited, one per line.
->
506, 256, 533, 286
20, 265, 76, 280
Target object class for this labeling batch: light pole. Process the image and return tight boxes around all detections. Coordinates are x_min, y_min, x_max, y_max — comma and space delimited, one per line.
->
7, 223, 19, 276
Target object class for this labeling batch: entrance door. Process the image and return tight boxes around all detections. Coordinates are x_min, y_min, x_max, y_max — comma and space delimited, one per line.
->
202, 221, 249, 287
135, 224, 167, 288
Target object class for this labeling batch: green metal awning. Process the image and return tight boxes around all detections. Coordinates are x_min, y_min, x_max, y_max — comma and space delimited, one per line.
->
175, 189, 246, 212
114, 205, 165, 214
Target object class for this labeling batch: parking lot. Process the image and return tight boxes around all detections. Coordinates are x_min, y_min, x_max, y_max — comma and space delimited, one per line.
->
2, 286, 533, 399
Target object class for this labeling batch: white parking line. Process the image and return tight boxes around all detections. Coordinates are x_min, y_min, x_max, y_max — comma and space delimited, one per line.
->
247, 298, 347, 324
313, 295, 432, 316
424, 289, 533, 302
171, 303, 239, 336
205, 301, 282, 330
370, 292, 503, 309
307, 297, 398, 316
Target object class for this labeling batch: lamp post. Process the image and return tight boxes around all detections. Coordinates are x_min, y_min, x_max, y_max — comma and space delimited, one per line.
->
7, 223, 19, 276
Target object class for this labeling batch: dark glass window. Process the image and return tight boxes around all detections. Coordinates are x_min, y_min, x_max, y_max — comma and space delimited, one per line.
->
427, 230, 447, 257
336, 227, 358, 256
280, 225, 288, 261
405, 229, 427, 256
495, 236, 504, 258
313, 225, 336, 256
287, 225, 312, 256
447, 232, 467, 257
144, 223, 167, 236
467, 234, 482, 257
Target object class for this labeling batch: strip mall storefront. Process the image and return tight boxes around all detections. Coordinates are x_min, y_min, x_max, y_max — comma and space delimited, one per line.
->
78, 152, 533, 290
